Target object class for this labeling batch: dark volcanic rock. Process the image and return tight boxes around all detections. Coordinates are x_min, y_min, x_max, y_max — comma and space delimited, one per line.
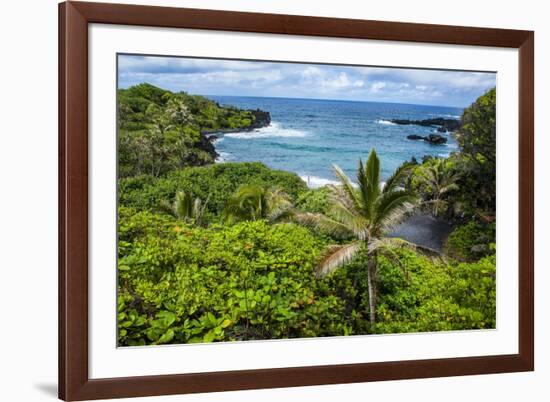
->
407, 134, 425, 140
199, 133, 219, 159
406, 133, 447, 145
426, 133, 447, 144
391, 117, 460, 132
249, 109, 271, 129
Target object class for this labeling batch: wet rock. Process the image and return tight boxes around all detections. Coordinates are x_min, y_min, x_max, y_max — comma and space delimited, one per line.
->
406, 133, 447, 145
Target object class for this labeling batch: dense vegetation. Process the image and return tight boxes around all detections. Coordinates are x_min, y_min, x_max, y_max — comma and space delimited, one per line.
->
117, 84, 497, 346
118, 83, 262, 177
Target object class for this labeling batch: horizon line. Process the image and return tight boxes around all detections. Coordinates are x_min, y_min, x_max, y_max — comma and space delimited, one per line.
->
118, 83, 467, 109
201, 93, 465, 109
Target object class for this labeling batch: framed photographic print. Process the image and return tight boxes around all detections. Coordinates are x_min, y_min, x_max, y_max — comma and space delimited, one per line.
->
59, 1, 534, 400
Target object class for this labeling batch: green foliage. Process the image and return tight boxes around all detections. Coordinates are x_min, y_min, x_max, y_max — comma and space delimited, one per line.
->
411, 157, 460, 218
118, 83, 260, 177
295, 187, 331, 215
373, 249, 496, 333
297, 150, 419, 323
455, 88, 496, 214
223, 185, 294, 223
117, 206, 496, 345
119, 162, 307, 221
159, 191, 208, 226
117, 209, 355, 345
446, 221, 496, 261
116, 84, 498, 346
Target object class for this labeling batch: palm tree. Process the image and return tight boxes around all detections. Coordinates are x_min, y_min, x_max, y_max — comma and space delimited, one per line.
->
223, 185, 294, 223
160, 191, 208, 226
165, 97, 193, 129
297, 149, 425, 324
418, 158, 460, 217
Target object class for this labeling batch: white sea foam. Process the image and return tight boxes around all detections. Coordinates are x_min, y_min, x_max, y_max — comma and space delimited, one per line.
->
224, 122, 307, 139
300, 175, 366, 189
215, 151, 233, 163
300, 175, 340, 189
428, 113, 461, 119
376, 119, 396, 126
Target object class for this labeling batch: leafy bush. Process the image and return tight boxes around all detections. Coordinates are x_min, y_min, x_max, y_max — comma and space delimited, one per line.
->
446, 221, 496, 261
455, 88, 496, 214
118, 83, 262, 177
115, 84, 498, 346
295, 187, 331, 215
117, 208, 496, 345
373, 249, 496, 334
118, 208, 353, 345
119, 162, 308, 219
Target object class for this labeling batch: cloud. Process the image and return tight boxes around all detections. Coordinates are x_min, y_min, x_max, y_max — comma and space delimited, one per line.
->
118, 55, 496, 107
370, 81, 387, 93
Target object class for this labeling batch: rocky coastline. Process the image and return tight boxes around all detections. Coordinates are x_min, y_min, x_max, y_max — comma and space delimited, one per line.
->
407, 133, 448, 145
202, 109, 271, 136
393, 117, 461, 145
391, 117, 461, 132
201, 109, 272, 160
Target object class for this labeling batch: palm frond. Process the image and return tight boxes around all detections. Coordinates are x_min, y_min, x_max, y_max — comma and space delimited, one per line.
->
174, 191, 193, 219
223, 185, 267, 222
365, 149, 381, 202
374, 190, 417, 232
316, 242, 361, 278
383, 161, 416, 194
376, 246, 412, 282
331, 164, 362, 213
369, 237, 443, 260
327, 200, 370, 240
439, 182, 460, 195
294, 212, 354, 239
357, 150, 381, 220
267, 207, 295, 223
158, 199, 176, 217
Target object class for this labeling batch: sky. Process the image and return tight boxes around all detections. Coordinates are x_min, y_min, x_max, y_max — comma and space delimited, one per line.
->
118, 55, 496, 108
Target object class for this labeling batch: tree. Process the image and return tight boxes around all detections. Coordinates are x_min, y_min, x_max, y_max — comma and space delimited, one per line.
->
165, 97, 193, 131
297, 149, 429, 324
417, 158, 460, 217
455, 88, 496, 214
223, 185, 294, 223
160, 191, 208, 226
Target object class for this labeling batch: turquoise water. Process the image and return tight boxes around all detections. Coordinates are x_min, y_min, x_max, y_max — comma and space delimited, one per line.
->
211, 96, 462, 187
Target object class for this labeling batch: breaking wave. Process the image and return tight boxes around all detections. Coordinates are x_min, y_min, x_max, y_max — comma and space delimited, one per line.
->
225, 122, 308, 139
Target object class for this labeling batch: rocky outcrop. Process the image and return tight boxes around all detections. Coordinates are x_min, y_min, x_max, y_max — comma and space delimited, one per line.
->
201, 109, 271, 135
391, 117, 460, 132
249, 109, 271, 129
199, 109, 271, 161
407, 133, 447, 145
199, 133, 219, 160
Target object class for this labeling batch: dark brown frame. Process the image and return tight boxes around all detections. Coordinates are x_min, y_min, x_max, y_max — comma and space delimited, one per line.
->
59, 1, 534, 400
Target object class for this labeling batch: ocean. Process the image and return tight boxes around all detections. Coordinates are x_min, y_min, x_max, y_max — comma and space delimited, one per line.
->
210, 96, 462, 188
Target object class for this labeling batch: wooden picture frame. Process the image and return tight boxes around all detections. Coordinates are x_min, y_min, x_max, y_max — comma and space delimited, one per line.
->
59, 1, 534, 400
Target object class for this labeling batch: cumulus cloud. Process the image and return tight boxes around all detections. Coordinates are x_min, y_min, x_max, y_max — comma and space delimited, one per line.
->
118, 55, 496, 107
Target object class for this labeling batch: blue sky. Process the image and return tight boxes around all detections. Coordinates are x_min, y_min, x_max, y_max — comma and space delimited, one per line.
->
118, 55, 496, 108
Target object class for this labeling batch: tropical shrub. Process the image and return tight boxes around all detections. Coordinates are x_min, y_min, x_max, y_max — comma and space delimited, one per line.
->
117, 208, 353, 345
119, 162, 308, 219
373, 249, 496, 334
118, 83, 262, 177
455, 88, 496, 215
295, 187, 331, 215
446, 221, 496, 261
